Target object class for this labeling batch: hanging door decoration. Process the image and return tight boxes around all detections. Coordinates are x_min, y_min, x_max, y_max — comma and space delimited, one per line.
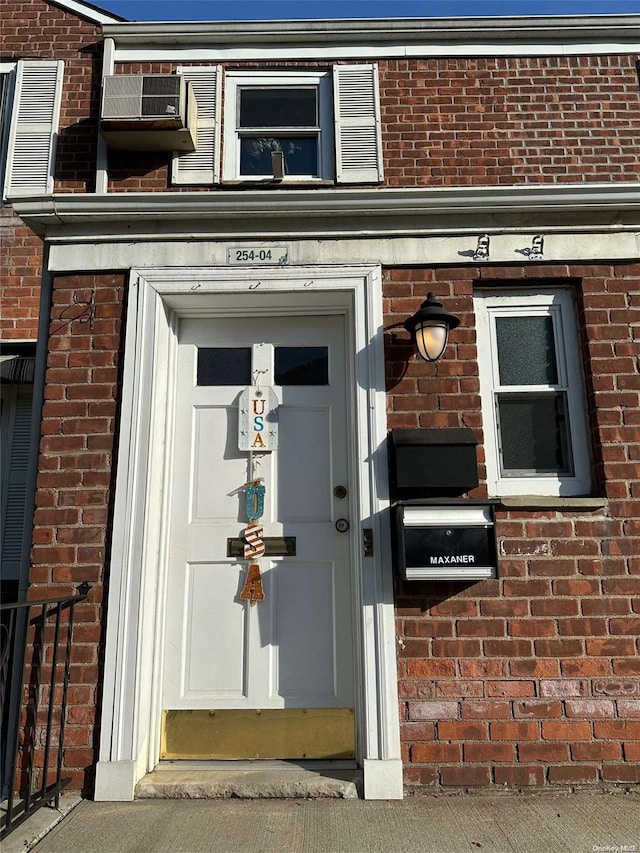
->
238, 377, 278, 603
238, 386, 279, 451
240, 482, 266, 603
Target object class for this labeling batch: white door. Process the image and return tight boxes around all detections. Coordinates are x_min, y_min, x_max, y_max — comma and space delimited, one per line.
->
162, 313, 355, 757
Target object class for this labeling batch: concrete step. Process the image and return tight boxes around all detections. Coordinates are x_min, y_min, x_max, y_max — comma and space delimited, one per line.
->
135, 760, 361, 799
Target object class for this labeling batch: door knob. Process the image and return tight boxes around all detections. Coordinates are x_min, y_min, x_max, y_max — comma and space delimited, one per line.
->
335, 519, 350, 533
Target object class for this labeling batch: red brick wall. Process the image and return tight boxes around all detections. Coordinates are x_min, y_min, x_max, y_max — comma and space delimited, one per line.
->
386, 262, 640, 790
29, 271, 126, 792
380, 56, 640, 187
107, 54, 640, 192
0, 0, 102, 342
0, 208, 43, 340
25, 261, 639, 792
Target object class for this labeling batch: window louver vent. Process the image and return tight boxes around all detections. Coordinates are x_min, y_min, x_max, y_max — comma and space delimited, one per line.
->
172, 66, 221, 185
333, 64, 383, 184
1, 386, 33, 572
5, 60, 63, 197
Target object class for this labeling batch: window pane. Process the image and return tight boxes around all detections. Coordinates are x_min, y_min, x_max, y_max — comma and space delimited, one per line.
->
239, 88, 317, 128
498, 393, 572, 474
240, 137, 318, 176
197, 348, 251, 385
275, 347, 328, 385
0, 73, 10, 146
496, 316, 558, 386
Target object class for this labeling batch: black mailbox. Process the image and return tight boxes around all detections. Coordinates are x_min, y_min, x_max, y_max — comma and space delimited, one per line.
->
390, 428, 478, 499
394, 500, 499, 581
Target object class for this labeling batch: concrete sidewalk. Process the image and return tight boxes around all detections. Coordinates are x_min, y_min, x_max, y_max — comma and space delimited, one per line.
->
27, 791, 640, 853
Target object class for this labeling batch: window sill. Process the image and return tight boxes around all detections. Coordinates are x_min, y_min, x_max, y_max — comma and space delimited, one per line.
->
498, 496, 608, 511
221, 179, 336, 189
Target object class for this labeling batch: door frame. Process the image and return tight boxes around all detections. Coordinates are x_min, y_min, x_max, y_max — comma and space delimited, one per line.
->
94, 265, 403, 800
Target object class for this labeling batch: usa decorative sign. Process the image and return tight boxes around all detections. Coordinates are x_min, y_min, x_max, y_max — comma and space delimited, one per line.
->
238, 387, 279, 452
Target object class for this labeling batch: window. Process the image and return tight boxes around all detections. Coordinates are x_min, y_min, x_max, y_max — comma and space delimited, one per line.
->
1, 346, 35, 581
197, 347, 252, 385
196, 346, 329, 386
173, 64, 383, 186
223, 71, 333, 182
275, 347, 329, 385
475, 289, 591, 497
0, 64, 16, 195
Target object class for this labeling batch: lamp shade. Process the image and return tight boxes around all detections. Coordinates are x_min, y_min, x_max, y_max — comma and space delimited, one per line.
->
403, 293, 461, 363
414, 321, 448, 362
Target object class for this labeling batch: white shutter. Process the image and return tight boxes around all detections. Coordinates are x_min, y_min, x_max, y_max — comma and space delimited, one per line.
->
5, 60, 64, 197
0, 385, 33, 580
171, 66, 222, 185
333, 63, 383, 184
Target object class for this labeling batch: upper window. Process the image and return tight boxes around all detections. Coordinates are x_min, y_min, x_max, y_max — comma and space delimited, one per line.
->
475, 289, 591, 497
223, 71, 333, 182
173, 64, 383, 187
0, 64, 16, 196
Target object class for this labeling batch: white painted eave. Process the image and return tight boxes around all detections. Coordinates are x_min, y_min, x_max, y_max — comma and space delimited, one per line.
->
13, 184, 640, 241
51, 0, 124, 25
101, 15, 640, 45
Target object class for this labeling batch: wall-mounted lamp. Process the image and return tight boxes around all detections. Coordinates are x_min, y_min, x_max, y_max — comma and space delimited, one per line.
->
403, 292, 461, 363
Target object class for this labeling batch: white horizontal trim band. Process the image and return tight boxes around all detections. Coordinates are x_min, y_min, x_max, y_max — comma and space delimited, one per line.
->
13, 182, 640, 218
12, 183, 640, 241
112, 40, 640, 62
45, 233, 640, 273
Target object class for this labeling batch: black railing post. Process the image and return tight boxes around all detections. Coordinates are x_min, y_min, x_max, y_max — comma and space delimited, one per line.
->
0, 588, 89, 840
23, 603, 47, 817
56, 600, 75, 811
3, 604, 31, 827
41, 602, 62, 807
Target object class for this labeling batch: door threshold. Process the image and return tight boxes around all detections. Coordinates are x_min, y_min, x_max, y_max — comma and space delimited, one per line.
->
159, 759, 358, 771
136, 760, 362, 799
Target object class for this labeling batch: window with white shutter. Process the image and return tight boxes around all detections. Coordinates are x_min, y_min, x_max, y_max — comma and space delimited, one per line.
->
0, 383, 34, 581
4, 60, 64, 197
171, 66, 222, 186
219, 65, 382, 185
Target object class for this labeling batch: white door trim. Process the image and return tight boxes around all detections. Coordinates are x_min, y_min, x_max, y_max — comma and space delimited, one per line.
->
94, 265, 403, 801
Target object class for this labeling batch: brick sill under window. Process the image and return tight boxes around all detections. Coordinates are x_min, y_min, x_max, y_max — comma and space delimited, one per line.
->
498, 496, 608, 511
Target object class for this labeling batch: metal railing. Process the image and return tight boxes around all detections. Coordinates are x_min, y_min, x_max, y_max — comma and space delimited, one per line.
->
0, 587, 89, 839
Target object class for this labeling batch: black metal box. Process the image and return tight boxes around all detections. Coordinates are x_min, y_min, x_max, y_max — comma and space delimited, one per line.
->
390, 428, 478, 498
394, 500, 499, 581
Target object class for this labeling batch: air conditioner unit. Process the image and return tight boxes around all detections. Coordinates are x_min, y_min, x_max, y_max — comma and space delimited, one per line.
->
100, 74, 197, 152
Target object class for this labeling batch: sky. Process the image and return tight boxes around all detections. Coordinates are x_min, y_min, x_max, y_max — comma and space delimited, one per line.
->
97, 0, 640, 22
